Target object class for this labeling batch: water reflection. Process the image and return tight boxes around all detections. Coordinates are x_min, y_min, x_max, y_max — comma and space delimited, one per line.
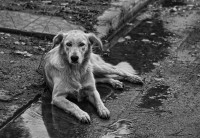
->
0, 102, 48, 138
0, 84, 115, 138
41, 97, 92, 138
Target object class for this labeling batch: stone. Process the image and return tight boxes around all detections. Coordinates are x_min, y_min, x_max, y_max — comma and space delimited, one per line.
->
0, 89, 13, 102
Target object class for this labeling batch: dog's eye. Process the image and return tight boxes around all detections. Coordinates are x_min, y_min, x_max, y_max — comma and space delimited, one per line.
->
79, 43, 85, 47
66, 42, 72, 47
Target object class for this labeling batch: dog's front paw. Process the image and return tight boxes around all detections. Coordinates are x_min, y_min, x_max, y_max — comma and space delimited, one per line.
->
125, 75, 144, 84
97, 105, 110, 119
76, 111, 91, 124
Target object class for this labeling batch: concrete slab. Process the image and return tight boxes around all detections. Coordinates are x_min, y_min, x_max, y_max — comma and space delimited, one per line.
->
0, 10, 84, 34
0, 0, 152, 40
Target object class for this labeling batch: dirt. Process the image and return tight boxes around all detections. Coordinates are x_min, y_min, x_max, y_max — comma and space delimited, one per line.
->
107, 2, 200, 137
1, 0, 200, 137
0, 0, 111, 32
0, 32, 50, 127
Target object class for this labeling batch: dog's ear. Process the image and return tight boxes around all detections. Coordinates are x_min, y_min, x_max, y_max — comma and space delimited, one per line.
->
52, 33, 64, 49
87, 33, 103, 51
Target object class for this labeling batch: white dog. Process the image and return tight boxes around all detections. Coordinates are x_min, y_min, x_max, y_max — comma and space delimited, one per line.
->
43, 30, 143, 123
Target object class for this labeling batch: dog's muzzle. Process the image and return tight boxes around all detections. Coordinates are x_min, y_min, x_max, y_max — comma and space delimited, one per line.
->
71, 55, 79, 64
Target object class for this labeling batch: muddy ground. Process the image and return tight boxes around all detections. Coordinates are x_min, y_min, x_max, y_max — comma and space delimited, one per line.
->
0, 33, 50, 127
0, 0, 111, 32
1, 0, 200, 138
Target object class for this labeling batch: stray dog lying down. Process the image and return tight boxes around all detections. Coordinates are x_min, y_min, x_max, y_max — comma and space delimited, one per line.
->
43, 30, 143, 123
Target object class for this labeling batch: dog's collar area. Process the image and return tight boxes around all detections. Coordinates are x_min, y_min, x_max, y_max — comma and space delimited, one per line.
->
71, 62, 79, 65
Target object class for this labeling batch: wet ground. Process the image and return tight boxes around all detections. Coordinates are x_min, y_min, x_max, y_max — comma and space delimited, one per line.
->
0, 83, 141, 138
0, 33, 50, 127
1, 0, 200, 138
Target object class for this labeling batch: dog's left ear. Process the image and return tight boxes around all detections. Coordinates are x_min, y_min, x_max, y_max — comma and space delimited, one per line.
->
52, 33, 64, 49
87, 33, 103, 50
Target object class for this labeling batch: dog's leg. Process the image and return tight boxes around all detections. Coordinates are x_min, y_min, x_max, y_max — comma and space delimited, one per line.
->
87, 88, 110, 119
52, 95, 90, 123
95, 78, 123, 89
51, 80, 91, 123
84, 74, 110, 119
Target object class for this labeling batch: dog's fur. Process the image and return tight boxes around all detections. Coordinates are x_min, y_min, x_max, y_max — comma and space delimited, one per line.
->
43, 30, 143, 123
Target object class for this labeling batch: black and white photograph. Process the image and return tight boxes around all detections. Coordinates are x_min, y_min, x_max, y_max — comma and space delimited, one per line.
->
0, 0, 200, 137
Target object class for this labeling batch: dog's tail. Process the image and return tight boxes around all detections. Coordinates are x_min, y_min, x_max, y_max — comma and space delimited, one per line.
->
115, 62, 137, 75
106, 62, 137, 78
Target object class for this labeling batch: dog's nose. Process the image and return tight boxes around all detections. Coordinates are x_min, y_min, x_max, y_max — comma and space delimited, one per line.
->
71, 56, 79, 63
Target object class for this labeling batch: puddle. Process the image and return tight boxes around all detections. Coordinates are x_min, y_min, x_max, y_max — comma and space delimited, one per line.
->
105, 18, 171, 74
102, 119, 132, 138
138, 85, 170, 109
0, 95, 97, 138
0, 98, 93, 138
162, 0, 187, 7
162, 0, 199, 7
0, 84, 127, 138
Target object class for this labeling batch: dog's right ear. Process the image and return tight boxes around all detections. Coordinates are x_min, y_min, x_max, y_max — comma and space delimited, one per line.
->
87, 33, 103, 51
52, 33, 64, 49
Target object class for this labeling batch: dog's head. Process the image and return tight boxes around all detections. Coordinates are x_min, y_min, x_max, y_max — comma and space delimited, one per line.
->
52, 30, 102, 65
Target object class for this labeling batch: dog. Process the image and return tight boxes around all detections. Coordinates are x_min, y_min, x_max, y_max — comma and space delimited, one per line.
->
43, 30, 143, 123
